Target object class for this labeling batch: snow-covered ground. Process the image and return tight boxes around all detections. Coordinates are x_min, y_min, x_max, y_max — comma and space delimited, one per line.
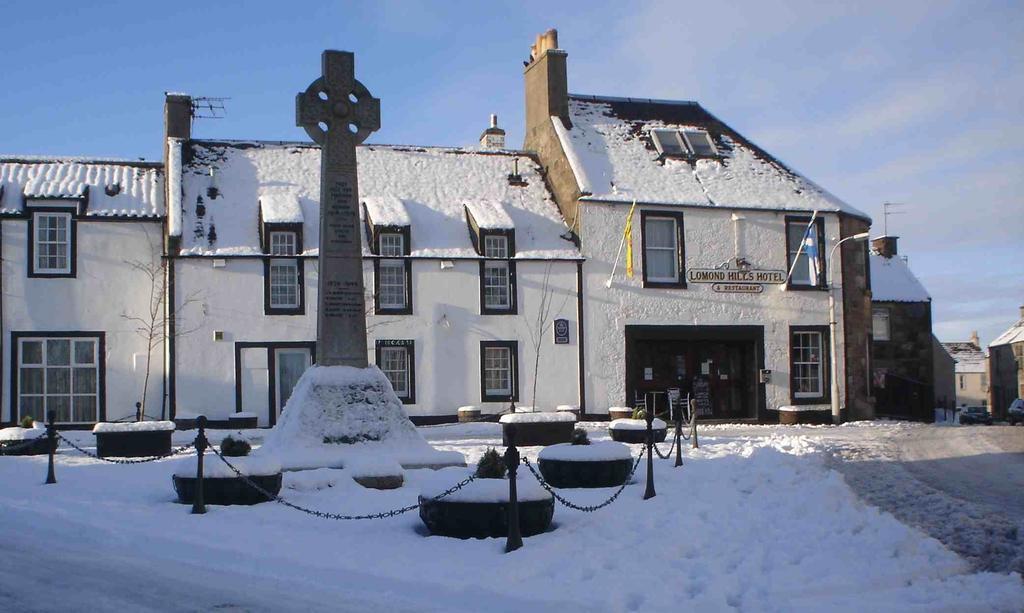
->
0, 422, 1021, 612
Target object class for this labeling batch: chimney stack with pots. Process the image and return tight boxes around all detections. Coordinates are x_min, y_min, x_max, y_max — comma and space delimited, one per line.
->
871, 235, 899, 259
523, 28, 569, 148
970, 330, 980, 349
480, 114, 506, 150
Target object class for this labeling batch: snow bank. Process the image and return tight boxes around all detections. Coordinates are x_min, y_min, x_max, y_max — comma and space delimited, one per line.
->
499, 412, 576, 424
0, 425, 44, 441
92, 421, 175, 433
172, 454, 281, 478
419, 467, 551, 502
538, 441, 632, 462
609, 418, 666, 431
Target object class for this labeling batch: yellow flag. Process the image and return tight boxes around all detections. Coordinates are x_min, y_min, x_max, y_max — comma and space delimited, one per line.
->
624, 201, 637, 278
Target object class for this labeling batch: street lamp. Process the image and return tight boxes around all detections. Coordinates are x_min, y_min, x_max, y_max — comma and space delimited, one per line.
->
828, 232, 870, 424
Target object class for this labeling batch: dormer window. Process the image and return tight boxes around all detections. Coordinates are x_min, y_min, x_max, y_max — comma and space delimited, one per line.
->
465, 201, 517, 315
651, 129, 718, 158
375, 231, 412, 314
26, 201, 79, 278
269, 231, 297, 256
261, 226, 304, 315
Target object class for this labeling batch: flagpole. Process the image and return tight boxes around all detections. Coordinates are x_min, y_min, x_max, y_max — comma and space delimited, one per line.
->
779, 210, 818, 290
606, 200, 636, 288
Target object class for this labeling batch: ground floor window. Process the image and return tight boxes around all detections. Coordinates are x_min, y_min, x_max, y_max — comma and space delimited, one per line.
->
790, 326, 829, 403
16, 334, 102, 424
480, 340, 518, 402
375, 340, 415, 403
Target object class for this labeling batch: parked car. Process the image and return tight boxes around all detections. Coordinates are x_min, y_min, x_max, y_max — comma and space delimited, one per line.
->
1007, 399, 1024, 426
959, 406, 993, 425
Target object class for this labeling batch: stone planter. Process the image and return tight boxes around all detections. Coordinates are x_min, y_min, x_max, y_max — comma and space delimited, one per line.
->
499, 412, 576, 447
418, 496, 554, 539
172, 473, 283, 505
93, 422, 175, 458
608, 418, 667, 444
537, 442, 633, 488
608, 407, 634, 421
457, 406, 481, 423
228, 413, 258, 429
0, 433, 53, 456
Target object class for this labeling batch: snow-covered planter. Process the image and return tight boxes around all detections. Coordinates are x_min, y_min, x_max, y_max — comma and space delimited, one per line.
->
608, 418, 667, 444
773, 406, 831, 425
93, 421, 175, 458
171, 454, 282, 506
538, 441, 633, 488
227, 412, 258, 429
608, 407, 633, 421
499, 412, 576, 446
348, 457, 404, 490
418, 468, 554, 539
457, 406, 481, 423
0, 424, 51, 456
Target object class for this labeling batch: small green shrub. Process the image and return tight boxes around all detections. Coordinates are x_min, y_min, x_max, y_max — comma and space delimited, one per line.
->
632, 407, 646, 420
571, 428, 591, 445
475, 448, 507, 479
19, 415, 35, 429
220, 435, 251, 457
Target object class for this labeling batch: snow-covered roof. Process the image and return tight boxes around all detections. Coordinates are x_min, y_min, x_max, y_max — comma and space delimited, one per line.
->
176, 140, 579, 259
990, 318, 1024, 348
941, 342, 987, 373
259, 190, 304, 224
464, 200, 514, 230
0, 157, 164, 218
552, 95, 869, 219
869, 253, 930, 303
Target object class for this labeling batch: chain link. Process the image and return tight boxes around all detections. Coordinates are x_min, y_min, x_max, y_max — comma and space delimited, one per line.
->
521, 448, 645, 512
0, 433, 49, 455
57, 432, 195, 464
652, 430, 680, 460
207, 446, 478, 520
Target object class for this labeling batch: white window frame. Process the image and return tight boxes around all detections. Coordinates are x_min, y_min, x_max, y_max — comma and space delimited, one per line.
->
792, 331, 824, 399
651, 129, 687, 156
483, 346, 513, 397
18, 336, 100, 424
482, 235, 512, 311
380, 346, 411, 398
872, 308, 891, 341
269, 231, 297, 256
786, 219, 824, 287
268, 259, 300, 309
379, 232, 404, 257
682, 130, 717, 157
377, 232, 408, 311
643, 216, 679, 283
33, 211, 73, 274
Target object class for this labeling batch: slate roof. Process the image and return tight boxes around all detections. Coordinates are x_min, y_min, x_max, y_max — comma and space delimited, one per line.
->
942, 342, 988, 374
551, 95, 869, 219
990, 318, 1024, 348
0, 157, 164, 218
869, 253, 930, 302
172, 140, 579, 259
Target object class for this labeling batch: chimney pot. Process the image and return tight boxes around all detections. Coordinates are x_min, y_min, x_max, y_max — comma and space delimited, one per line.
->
479, 113, 506, 150
490, 114, 498, 129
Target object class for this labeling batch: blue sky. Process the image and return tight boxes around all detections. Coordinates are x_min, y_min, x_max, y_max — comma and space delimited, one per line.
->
2, 0, 1021, 345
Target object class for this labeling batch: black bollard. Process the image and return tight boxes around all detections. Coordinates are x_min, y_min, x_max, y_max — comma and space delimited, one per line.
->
674, 408, 683, 468
191, 416, 208, 515
690, 398, 699, 449
504, 425, 523, 553
643, 409, 656, 500
45, 411, 57, 485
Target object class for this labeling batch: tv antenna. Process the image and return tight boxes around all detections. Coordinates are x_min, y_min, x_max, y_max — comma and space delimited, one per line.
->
191, 96, 229, 120
882, 202, 905, 236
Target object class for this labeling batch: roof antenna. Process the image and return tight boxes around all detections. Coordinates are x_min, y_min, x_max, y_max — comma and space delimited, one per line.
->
882, 202, 905, 236
191, 96, 230, 120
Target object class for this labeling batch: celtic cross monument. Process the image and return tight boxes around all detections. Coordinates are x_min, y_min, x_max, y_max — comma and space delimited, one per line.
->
296, 50, 380, 367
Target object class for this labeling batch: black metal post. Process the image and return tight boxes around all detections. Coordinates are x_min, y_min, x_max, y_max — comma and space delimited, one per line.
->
643, 409, 656, 500
504, 425, 523, 553
674, 406, 684, 468
45, 410, 57, 485
690, 398, 699, 449
135, 401, 142, 422
191, 416, 207, 515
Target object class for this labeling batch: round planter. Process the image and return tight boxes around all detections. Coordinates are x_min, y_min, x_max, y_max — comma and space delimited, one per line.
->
501, 421, 574, 446
418, 496, 554, 539
95, 429, 173, 458
0, 435, 54, 456
538, 457, 632, 488
608, 408, 633, 421
608, 418, 668, 444
172, 473, 283, 505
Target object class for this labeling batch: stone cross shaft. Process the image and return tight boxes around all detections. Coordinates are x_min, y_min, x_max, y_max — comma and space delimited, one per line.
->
296, 50, 380, 367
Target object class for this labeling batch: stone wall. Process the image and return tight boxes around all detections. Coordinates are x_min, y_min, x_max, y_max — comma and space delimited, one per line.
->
989, 343, 1022, 418
871, 300, 935, 420
840, 214, 874, 420
932, 336, 956, 410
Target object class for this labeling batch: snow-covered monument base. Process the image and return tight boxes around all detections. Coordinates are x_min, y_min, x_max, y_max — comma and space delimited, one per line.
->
259, 366, 465, 470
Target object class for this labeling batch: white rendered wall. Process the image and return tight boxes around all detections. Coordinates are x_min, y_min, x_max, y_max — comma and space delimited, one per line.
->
580, 203, 847, 415
172, 257, 581, 420
1, 218, 166, 423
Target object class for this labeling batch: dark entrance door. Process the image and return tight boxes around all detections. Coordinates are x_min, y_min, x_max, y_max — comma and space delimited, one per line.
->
625, 326, 764, 421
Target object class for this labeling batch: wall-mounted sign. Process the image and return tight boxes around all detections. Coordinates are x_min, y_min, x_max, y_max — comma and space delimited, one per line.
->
553, 318, 570, 344
712, 283, 764, 294
644, 367, 653, 381
687, 268, 786, 284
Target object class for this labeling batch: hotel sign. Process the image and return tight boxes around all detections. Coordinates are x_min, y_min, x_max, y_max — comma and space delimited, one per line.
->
686, 268, 786, 284
712, 283, 764, 294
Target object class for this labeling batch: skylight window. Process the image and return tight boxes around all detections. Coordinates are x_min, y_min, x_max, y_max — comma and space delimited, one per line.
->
651, 130, 686, 156
682, 131, 717, 157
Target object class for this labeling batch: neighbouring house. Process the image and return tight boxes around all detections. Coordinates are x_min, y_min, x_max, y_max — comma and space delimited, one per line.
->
932, 339, 956, 413
869, 236, 936, 421
0, 157, 166, 427
989, 306, 1024, 419
942, 332, 989, 408
162, 95, 583, 426
522, 29, 874, 423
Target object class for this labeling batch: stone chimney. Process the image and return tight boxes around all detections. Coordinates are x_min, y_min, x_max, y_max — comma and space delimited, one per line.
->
970, 330, 980, 349
164, 93, 192, 140
871, 235, 899, 259
479, 114, 506, 150
1020, 305, 1024, 319
524, 28, 569, 144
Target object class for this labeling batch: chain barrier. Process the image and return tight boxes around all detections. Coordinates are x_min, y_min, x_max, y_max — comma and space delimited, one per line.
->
651, 429, 680, 460
208, 446, 478, 521
0, 433, 49, 455
521, 448, 645, 513
56, 432, 195, 464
